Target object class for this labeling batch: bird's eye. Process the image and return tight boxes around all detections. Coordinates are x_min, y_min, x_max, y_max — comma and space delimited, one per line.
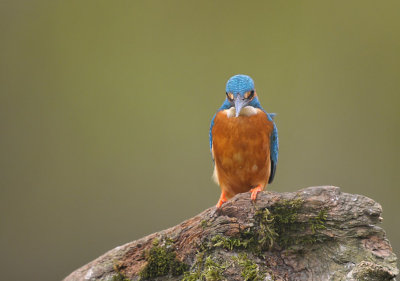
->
226, 92, 234, 101
245, 90, 255, 100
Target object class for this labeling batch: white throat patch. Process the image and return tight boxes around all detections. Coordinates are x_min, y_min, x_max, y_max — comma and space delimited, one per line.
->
225, 106, 259, 118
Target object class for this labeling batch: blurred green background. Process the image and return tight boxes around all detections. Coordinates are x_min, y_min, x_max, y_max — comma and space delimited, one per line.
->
1, 1, 399, 280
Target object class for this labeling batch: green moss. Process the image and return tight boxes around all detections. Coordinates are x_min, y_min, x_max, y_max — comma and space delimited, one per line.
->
210, 235, 254, 251
182, 252, 204, 281
202, 256, 228, 281
113, 199, 328, 280
309, 209, 328, 234
246, 198, 306, 250
276, 207, 328, 248
112, 264, 131, 281
139, 238, 189, 280
112, 272, 131, 281
270, 198, 303, 224
208, 198, 328, 253
182, 198, 328, 280
201, 220, 209, 229
261, 198, 329, 248
182, 270, 201, 280
182, 253, 227, 281
268, 198, 305, 248
254, 207, 278, 250
233, 253, 265, 281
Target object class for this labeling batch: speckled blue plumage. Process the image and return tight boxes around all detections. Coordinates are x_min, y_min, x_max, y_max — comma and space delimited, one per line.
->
209, 74, 279, 183
226, 74, 255, 96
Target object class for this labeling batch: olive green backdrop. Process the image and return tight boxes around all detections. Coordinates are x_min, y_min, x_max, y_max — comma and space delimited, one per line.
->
1, 1, 399, 280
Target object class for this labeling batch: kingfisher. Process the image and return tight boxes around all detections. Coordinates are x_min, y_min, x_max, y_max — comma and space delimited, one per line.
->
209, 74, 278, 208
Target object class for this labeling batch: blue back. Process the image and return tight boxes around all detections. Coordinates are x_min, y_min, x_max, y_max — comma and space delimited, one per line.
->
209, 74, 279, 183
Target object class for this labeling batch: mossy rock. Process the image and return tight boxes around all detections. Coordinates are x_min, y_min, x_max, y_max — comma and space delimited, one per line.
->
139, 239, 188, 280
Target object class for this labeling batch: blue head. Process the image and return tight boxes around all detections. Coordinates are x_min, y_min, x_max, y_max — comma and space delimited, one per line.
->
225, 74, 259, 117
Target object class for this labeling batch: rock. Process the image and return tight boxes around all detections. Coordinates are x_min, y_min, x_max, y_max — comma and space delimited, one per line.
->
63, 186, 398, 281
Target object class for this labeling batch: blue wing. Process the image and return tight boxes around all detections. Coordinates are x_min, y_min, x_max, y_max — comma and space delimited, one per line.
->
209, 113, 216, 159
251, 97, 279, 183
268, 114, 279, 183
210, 100, 231, 160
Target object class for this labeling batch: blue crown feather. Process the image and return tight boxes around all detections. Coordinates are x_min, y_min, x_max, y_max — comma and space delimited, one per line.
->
226, 74, 254, 95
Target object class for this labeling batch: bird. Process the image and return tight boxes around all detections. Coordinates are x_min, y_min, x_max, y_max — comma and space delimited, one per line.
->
209, 74, 278, 208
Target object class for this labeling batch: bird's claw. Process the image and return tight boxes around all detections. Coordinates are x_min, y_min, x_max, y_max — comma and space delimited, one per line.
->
216, 191, 228, 209
216, 199, 226, 209
250, 185, 263, 201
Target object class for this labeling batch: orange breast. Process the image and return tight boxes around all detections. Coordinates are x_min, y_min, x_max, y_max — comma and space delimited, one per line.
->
212, 109, 273, 199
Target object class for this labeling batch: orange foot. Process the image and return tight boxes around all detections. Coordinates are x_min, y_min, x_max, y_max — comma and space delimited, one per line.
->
216, 191, 227, 208
250, 185, 263, 201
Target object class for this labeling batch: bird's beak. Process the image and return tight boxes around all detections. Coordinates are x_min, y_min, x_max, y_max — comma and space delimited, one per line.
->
234, 96, 247, 117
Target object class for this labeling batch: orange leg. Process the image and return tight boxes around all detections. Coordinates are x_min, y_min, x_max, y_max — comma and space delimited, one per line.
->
216, 191, 227, 208
250, 185, 263, 201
